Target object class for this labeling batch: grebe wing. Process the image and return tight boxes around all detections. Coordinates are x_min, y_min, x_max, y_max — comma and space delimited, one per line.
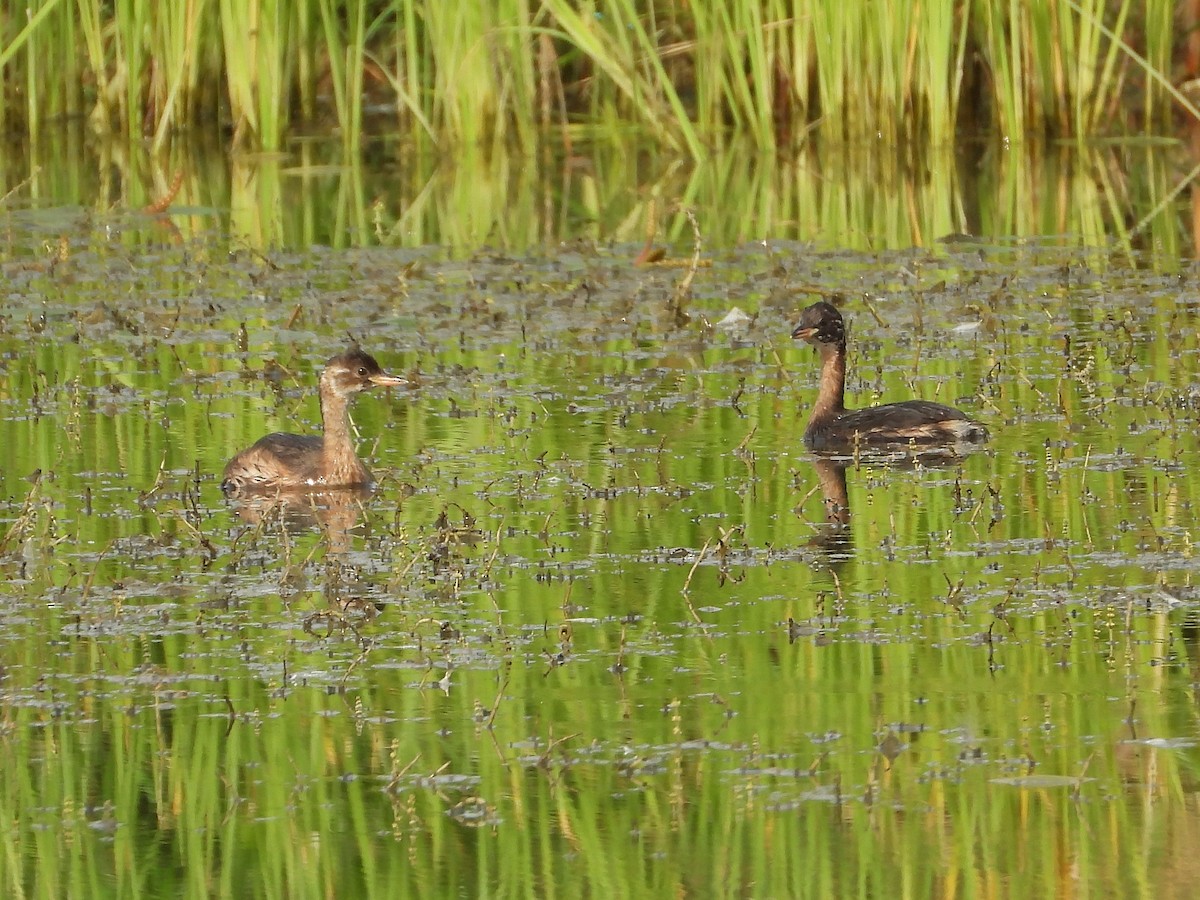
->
812, 401, 988, 447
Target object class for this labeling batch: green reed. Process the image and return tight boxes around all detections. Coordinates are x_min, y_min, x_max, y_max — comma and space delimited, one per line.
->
0, 1, 1181, 154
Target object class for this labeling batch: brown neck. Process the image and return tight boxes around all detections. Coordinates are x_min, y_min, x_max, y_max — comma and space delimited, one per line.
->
319, 387, 360, 476
811, 341, 847, 420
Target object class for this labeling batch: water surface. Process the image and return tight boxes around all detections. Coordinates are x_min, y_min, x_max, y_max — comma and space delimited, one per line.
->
2, 160, 1200, 896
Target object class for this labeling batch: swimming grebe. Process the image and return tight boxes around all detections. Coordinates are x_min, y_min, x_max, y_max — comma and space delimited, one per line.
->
791, 301, 988, 451
221, 349, 404, 495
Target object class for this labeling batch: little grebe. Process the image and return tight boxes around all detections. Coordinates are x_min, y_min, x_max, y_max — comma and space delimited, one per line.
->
791, 301, 988, 451
221, 349, 404, 495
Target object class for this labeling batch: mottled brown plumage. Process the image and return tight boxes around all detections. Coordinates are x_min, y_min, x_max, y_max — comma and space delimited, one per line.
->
791, 301, 988, 451
222, 349, 404, 496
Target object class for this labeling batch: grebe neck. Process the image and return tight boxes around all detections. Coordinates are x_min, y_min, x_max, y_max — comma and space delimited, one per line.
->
813, 341, 847, 418
319, 387, 355, 463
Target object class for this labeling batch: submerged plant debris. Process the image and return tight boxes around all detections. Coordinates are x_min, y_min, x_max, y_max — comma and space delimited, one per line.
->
1, 221, 1200, 896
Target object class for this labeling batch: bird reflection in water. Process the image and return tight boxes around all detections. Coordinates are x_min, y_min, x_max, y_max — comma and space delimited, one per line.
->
801, 445, 987, 560
784, 456, 852, 647
226, 486, 387, 624
228, 485, 369, 541
791, 449, 989, 644
803, 456, 853, 560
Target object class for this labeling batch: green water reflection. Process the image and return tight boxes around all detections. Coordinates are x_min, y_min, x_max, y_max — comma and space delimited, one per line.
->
3, 190, 1200, 895
0, 123, 1193, 259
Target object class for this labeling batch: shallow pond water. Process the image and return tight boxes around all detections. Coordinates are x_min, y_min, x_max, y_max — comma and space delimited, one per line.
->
3, 219, 1200, 896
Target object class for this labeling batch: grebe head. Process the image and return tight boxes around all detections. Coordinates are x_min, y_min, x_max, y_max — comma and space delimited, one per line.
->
321, 349, 405, 397
791, 301, 846, 348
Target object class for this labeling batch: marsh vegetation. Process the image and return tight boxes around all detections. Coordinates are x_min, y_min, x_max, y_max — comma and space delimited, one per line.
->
3, 2, 1200, 896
